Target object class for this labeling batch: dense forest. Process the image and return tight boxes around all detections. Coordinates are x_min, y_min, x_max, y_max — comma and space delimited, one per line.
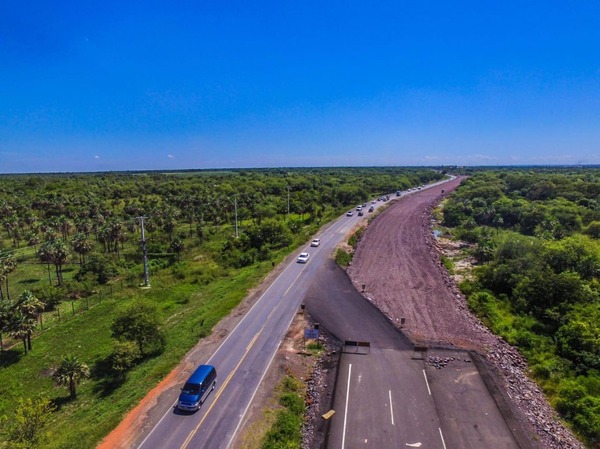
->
0, 167, 444, 448
441, 168, 600, 446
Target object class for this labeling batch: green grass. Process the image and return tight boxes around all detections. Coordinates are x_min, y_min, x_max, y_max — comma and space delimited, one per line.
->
0, 213, 338, 448
261, 376, 305, 449
0, 205, 353, 448
0, 256, 275, 448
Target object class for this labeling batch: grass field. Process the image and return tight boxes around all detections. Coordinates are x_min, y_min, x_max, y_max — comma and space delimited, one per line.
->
0, 208, 345, 448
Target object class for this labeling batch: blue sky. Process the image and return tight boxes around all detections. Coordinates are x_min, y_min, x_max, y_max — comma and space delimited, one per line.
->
1, 1, 600, 173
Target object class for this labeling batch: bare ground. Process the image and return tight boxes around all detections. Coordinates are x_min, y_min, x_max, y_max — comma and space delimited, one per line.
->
346, 178, 585, 449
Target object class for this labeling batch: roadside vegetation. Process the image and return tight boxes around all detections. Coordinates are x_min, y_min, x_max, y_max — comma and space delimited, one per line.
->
441, 167, 600, 446
335, 226, 367, 268
0, 167, 443, 448
261, 376, 306, 449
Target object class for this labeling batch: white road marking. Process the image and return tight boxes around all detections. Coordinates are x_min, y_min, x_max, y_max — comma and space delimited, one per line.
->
341, 364, 352, 449
422, 369, 431, 395
389, 390, 395, 426
406, 443, 422, 448
283, 269, 305, 296
439, 427, 447, 449
137, 255, 303, 448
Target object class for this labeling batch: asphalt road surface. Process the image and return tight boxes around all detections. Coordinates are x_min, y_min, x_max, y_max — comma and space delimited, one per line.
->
134, 197, 379, 449
304, 190, 522, 448
305, 259, 517, 449
133, 178, 521, 449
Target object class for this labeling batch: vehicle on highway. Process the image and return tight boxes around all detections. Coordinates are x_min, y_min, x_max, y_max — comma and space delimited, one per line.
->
178, 364, 217, 412
368, 206, 374, 212
356, 206, 362, 211
358, 210, 364, 216
346, 211, 354, 216
297, 252, 310, 263
311, 238, 321, 247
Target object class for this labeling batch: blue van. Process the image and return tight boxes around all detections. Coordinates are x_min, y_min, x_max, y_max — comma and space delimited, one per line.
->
177, 364, 217, 411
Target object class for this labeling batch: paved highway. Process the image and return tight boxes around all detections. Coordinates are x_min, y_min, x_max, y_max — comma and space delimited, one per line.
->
134, 178, 520, 449
134, 198, 379, 449
304, 184, 522, 449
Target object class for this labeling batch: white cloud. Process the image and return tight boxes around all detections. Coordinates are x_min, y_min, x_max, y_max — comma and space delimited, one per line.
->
167, 154, 174, 159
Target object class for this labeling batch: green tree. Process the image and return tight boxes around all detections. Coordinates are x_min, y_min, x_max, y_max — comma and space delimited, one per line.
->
8, 312, 36, 354
555, 380, 600, 442
246, 218, 292, 250
1, 397, 54, 449
75, 254, 118, 284
38, 240, 70, 286
0, 252, 17, 301
170, 238, 185, 262
13, 290, 44, 351
583, 221, 600, 239
52, 355, 91, 399
110, 340, 141, 380
557, 304, 600, 371
71, 232, 92, 264
111, 301, 165, 355
0, 300, 11, 351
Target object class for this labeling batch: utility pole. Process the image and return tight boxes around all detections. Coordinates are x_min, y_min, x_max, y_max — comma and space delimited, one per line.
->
287, 186, 290, 220
137, 216, 150, 288
234, 196, 239, 238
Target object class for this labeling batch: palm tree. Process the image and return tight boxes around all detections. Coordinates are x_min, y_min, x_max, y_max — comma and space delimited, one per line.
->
14, 290, 44, 351
170, 238, 185, 262
27, 231, 41, 253
0, 300, 11, 351
0, 253, 17, 301
38, 240, 70, 286
110, 220, 125, 257
57, 215, 72, 240
71, 233, 92, 264
8, 312, 36, 354
52, 355, 90, 399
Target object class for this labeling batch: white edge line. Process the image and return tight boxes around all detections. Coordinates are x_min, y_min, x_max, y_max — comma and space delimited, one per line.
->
341, 364, 352, 449
389, 390, 395, 426
422, 369, 431, 395
225, 301, 301, 449
136, 261, 298, 448
439, 427, 447, 449
138, 209, 365, 448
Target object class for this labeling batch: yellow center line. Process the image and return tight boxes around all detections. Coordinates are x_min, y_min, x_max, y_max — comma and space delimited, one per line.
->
179, 330, 262, 449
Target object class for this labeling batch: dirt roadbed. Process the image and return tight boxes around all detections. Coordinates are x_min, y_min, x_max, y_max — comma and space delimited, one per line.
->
346, 178, 584, 449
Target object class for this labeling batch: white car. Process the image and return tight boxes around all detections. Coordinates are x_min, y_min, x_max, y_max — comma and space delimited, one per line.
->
297, 252, 310, 263
346, 211, 354, 217
311, 238, 321, 247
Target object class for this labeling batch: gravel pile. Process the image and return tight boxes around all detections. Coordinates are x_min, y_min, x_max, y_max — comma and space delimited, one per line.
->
301, 335, 339, 449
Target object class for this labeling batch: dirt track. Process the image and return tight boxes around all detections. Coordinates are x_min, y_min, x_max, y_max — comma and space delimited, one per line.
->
347, 177, 585, 449
348, 177, 490, 349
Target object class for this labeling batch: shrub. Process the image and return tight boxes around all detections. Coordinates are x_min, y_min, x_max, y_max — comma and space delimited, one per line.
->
75, 254, 118, 284
335, 249, 352, 267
